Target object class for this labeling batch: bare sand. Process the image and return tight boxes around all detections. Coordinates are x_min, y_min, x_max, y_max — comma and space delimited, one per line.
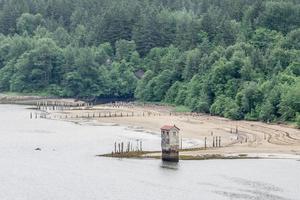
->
46, 103, 300, 158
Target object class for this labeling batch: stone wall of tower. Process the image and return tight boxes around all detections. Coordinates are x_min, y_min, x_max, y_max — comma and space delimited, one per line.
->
161, 127, 179, 162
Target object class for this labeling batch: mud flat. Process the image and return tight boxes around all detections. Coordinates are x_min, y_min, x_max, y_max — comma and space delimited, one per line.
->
47, 103, 300, 160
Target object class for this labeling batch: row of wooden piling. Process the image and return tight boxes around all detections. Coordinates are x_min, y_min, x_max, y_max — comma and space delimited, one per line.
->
33, 111, 165, 120
112, 140, 143, 155
203, 136, 222, 149
36, 101, 90, 111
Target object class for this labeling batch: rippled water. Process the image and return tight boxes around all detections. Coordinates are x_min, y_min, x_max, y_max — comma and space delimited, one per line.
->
0, 105, 299, 200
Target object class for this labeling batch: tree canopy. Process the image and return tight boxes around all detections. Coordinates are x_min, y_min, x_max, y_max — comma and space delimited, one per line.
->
0, 0, 299, 124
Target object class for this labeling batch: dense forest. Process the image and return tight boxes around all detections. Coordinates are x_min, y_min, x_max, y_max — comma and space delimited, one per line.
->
0, 0, 299, 125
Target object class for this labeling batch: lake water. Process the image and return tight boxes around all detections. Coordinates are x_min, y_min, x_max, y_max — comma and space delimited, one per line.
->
0, 105, 299, 200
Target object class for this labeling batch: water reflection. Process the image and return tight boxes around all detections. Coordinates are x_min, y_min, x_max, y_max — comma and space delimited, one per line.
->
160, 161, 180, 170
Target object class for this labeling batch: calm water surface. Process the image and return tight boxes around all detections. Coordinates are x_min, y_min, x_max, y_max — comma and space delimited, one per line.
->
0, 105, 299, 200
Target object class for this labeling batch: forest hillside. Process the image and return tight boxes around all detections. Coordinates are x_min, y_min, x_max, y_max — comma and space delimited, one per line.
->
0, 0, 299, 124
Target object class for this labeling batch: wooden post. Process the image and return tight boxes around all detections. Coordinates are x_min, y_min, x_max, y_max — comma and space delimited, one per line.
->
30, 112, 32, 119
213, 136, 215, 147
204, 137, 207, 149
140, 141, 142, 151
114, 142, 117, 153
219, 136, 221, 147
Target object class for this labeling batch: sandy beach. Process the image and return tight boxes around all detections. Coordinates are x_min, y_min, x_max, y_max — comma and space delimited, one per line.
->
45, 102, 300, 158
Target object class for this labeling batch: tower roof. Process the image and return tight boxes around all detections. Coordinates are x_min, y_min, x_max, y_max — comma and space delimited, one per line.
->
160, 125, 180, 131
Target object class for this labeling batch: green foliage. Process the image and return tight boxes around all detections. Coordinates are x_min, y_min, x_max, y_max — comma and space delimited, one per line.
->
0, 0, 298, 124
296, 114, 300, 128
16, 13, 45, 35
174, 105, 191, 113
210, 95, 241, 120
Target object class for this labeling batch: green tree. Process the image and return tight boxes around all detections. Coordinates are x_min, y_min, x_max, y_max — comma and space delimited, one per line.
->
296, 113, 300, 128
16, 13, 45, 35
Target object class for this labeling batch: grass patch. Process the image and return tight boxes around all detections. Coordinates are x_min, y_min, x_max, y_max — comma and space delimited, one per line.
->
174, 105, 192, 113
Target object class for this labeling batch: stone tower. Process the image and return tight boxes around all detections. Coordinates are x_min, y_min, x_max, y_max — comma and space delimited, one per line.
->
161, 125, 180, 162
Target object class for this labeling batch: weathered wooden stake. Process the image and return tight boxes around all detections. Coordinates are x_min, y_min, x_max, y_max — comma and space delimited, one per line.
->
204, 137, 207, 149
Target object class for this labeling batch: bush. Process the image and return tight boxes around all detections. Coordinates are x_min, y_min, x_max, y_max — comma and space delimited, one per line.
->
296, 113, 300, 129
174, 105, 191, 113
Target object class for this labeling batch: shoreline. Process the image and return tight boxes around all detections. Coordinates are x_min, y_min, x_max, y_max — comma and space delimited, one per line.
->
43, 103, 300, 160
51, 118, 300, 160
2, 94, 300, 161
98, 151, 300, 161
